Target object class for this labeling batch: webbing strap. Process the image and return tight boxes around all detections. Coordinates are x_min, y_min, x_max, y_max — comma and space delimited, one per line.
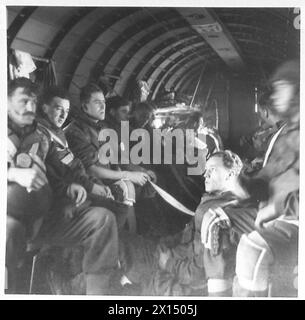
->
39, 124, 69, 149
262, 124, 286, 167
149, 181, 195, 216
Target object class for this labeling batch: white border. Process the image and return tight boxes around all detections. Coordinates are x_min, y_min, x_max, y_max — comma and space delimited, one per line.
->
0, 0, 304, 301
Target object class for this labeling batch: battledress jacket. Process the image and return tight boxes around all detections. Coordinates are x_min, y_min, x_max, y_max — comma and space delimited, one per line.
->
8, 119, 78, 197
245, 114, 299, 253
38, 116, 130, 229
64, 109, 114, 171
7, 118, 92, 223
256, 116, 299, 220
38, 116, 96, 193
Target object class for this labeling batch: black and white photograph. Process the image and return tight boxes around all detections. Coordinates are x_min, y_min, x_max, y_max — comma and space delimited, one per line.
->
1, 1, 303, 300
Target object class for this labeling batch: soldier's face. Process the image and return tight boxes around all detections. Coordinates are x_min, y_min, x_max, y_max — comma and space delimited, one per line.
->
8, 87, 37, 127
270, 80, 295, 116
257, 106, 278, 126
84, 92, 106, 121
43, 97, 70, 128
204, 156, 230, 193
115, 105, 130, 122
134, 110, 154, 128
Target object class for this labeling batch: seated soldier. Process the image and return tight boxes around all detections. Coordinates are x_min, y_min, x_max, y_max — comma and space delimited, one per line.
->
37, 85, 132, 230
65, 84, 151, 187
65, 84, 153, 233
105, 96, 155, 173
118, 150, 257, 296
105, 97, 167, 237
129, 101, 155, 131
7, 78, 119, 295
104, 95, 131, 130
105, 97, 157, 190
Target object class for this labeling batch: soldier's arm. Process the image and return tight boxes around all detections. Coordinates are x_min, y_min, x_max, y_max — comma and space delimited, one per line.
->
7, 167, 48, 191
65, 124, 127, 181
87, 163, 127, 181
65, 124, 100, 170
45, 142, 92, 196
62, 158, 94, 193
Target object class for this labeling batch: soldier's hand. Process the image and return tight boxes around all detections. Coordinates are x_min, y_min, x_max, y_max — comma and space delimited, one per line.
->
146, 170, 157, 183
126, 171, 150, 186
67, 183, 87, 207
158, 247, 171, 270
91, 183, 114, 199
255, 203, 276, 229
8, 167, 48, 191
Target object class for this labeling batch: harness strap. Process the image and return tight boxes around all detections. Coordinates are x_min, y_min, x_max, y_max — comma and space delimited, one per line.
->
262, 123, 287, 167
149, 181, 195, 216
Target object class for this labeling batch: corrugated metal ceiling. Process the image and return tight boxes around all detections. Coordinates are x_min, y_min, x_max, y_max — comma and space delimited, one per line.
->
7, 6, 299, 103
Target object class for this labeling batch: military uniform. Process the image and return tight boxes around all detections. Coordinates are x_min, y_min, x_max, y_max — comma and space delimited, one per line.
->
256, 119, 299, 218
65, 109, 113, 171
38, 116, 130, 229
159, 192, 256, 296
234, 115, 299, 297
118, 191, 257, 296
65, 109, 141, 232
103, 114, 164, 236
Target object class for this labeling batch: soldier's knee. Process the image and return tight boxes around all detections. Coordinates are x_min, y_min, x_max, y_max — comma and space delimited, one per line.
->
7, 183, 52, 219
6, 216, 25, 241
236, 231, 274, 292
111, 180, 136, 206
6, 216, 27, 267
89, 207, 117, 230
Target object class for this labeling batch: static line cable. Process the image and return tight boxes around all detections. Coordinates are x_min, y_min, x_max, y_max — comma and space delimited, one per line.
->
190, 62, 207, 108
